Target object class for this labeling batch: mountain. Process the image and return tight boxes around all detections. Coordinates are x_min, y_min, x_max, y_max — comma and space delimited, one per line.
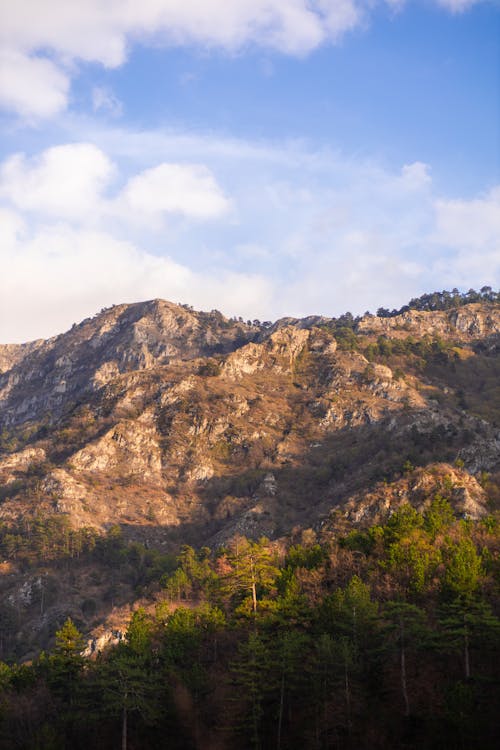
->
1, 298, 498, 538
0, 293, 499, 659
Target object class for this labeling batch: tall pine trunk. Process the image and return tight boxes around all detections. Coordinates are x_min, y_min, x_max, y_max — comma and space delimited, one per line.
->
464, 615, 470, 680
122, 701, 127, 750
277, 669, 285, 750
400, 617, 410, 717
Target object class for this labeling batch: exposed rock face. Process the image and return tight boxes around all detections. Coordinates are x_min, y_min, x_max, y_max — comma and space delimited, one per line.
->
0, 300, 257, 427
0, 340, 44, 374
269, 314, 330, 333
222, 326, 310, 378
83, 629, 124, 658
0, 446, 47, 482
357, 303, 500, 340
341, 464, 488, 525
458, 431, 500, 473
0, 298, 498, 543
71, 418, 163, 480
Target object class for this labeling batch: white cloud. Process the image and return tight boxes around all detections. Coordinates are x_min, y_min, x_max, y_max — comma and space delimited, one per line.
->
319, 0, 363, 38
433, 187, 500, 250
401, 162, 432, 190
0, 1, 361, 62
0, 2, 127, 67
119, 163, 230, 221
0, 207, 26, 246
0, 144, 115, 220
92, 86, 123, 117
435, 0, 485, 12
0, 132, 498, 342
0, 216, 272, 342
0, 1, 483, 60
278, 246, 424, 319
0, 49, 69, 118
431, 187, 500, 290
0, 144, 231, 227
0, 1, 483, 118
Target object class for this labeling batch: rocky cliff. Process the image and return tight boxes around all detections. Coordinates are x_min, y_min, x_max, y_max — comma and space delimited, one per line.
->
357, 302, 500, 340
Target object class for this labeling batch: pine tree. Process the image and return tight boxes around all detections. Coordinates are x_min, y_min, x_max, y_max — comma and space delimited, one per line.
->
438, 600, 500, 680
230, 630, 274, 749
95, 611, 160, 750
225, 536, 279, 615
381, 602, 428, 717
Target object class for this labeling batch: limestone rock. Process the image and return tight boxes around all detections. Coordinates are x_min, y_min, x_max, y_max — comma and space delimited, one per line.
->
357, 303, 499, 340
342, 464, 488, 525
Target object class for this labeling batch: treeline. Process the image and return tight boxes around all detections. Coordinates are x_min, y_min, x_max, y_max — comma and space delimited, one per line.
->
0, 516, 175, 581
376, 286, 498, 318
0, 500, 499, 749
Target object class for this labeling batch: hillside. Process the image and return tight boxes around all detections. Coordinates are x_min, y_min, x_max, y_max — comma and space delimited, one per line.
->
0, 292, 499, 748
0, 294, 498, 657
0, 298, 498, 541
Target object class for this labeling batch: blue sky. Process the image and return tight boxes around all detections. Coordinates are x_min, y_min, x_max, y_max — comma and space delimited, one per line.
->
0, 0, 499, 342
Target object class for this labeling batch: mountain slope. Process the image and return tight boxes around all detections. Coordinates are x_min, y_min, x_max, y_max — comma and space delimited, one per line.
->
0, 293, 499, 661
0, 298, 498, 544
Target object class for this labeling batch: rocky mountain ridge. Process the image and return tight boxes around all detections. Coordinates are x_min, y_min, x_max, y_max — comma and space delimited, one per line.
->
1, 300, 497, 426
0, 300, 259, 428
0, 298, 498, 542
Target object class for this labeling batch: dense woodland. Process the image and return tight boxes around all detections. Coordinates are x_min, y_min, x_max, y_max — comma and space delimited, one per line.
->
0, 494, 498, 750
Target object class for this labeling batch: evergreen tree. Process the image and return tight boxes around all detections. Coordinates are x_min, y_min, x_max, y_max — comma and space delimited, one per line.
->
225, 537, 279, 615
230, 630, 274, 750
96, 611, 160, 750
381, 602, 428, 717
442, 537, 483, 600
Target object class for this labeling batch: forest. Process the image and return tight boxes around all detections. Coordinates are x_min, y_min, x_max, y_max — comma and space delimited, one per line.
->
0, 494, 498, 749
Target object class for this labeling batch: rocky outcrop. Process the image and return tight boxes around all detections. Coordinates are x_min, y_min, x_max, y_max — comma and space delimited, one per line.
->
0, 340, 45, 374
341, 463, 488, 525
70, 418, 163, 481
268, 314, 330, 333
0, 446, 47, 483
458, 431, 500, 473
83, 629, 124, 658
222, 326, 310, 379
357, 303, 500, 340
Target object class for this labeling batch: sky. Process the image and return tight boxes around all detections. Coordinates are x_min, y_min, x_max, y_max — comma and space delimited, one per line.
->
0, 0, 499, 342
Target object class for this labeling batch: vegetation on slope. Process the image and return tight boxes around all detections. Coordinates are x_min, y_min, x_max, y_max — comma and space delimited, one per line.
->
0, 498, 499, 749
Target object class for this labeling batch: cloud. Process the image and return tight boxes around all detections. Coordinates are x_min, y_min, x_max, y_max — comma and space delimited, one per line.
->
0, 2, 127, 68
92, 86, 123, 117
400, 162, 432, 190
0, 207, 26, 246
0, 1, 485, 118
433, 186, 500, 251
0, 144, 115, 220
119, 163, 231, 221
435, 0, 485, 12
430, 188, 500, 289
0, 1, 361, 63
0, 133, 498, 342
0, 144, 230, 227
0, 49, 69, 118
0, 216, 272, 342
